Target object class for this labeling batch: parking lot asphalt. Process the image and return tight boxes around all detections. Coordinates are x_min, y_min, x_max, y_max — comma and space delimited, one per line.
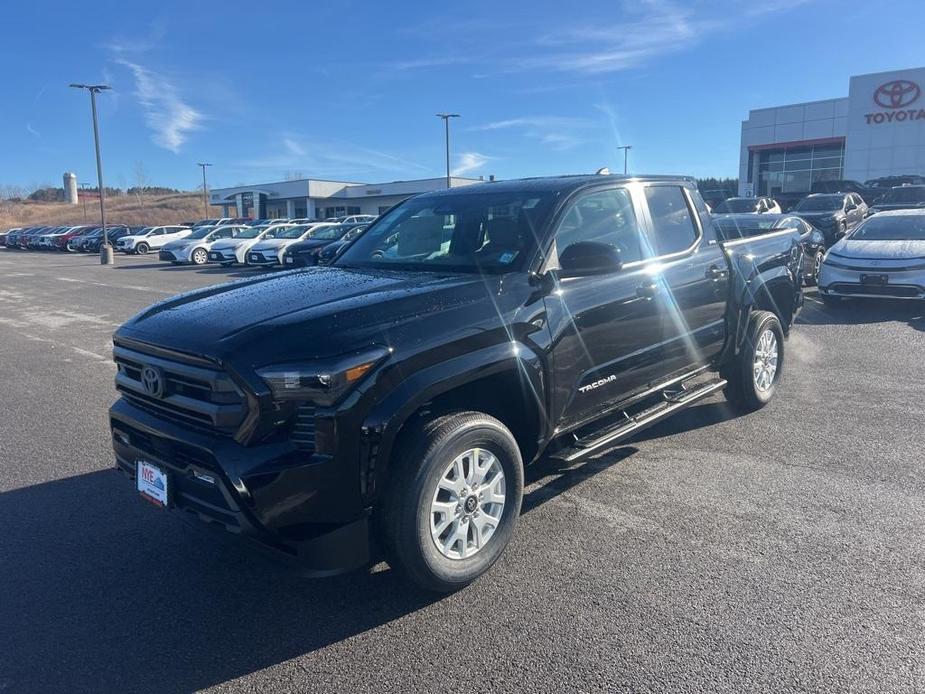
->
1, 250, 924, 693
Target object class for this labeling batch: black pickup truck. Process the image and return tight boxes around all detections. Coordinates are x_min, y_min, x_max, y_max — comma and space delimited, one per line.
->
110, 174, 802, 591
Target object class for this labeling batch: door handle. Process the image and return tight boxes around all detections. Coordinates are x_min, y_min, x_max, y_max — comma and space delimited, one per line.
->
705, 265, 727, 280
635, 282, 658, 299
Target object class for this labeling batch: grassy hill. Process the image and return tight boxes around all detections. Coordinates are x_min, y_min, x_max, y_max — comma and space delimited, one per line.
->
1, 193, 227, 230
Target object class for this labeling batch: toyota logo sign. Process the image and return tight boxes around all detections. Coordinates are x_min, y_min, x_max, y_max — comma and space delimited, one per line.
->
140, 365, 165, 398
873, 80, 921, 109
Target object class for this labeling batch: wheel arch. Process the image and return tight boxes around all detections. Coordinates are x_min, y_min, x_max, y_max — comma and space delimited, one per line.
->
362, 343, 549, 500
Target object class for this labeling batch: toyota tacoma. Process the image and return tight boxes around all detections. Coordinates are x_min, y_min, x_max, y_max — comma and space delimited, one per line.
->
110, 174, 803, 592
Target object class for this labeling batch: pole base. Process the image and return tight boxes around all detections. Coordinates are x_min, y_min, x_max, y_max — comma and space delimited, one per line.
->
100, 245, 114, 265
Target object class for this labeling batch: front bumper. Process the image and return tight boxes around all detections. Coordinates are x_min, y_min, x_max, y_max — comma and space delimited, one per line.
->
159, 249, 189, 262
246, 250, 279, 266
109, 397, 371, 574
208, 249, 237, 264
819, 260, 925, 299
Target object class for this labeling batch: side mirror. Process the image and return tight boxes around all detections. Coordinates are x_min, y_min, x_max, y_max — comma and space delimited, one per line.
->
558, 241, 623, 277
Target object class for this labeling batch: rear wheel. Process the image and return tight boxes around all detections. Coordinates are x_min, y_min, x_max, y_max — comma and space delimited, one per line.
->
191, 247, 208, 265
808, 251, 824, 286
135, 242, 149, 255
724, 310, 784, 412
379, 411, 524, 592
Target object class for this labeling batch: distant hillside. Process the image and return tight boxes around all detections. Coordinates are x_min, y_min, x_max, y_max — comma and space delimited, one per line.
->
1, 193, 226, 229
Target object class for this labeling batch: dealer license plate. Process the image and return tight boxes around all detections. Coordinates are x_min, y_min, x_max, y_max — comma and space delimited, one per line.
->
861, 274, 888, 286
136, 460, 169, 507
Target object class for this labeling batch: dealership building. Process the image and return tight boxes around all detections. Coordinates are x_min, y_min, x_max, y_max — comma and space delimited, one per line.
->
209, 176, 482, 220
738, 66, 925, 197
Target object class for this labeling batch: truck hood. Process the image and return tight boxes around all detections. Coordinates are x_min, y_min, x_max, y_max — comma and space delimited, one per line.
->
829, 238, 925, 260
117, 266, 496, 360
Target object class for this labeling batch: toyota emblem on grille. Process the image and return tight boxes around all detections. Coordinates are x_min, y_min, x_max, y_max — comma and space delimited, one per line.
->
140, 365, 165, 398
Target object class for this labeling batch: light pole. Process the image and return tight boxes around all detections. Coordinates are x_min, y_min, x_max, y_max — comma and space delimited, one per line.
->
197, 162, 212, 218
79, 182, 91, 222
436, 113, 460, 189
70, 83, 112, 264
617, 145, 632, 175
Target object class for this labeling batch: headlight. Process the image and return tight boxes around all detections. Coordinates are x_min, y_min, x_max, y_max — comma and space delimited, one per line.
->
257, 347, 390, 406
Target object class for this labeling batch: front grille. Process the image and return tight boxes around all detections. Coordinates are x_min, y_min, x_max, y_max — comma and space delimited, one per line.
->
114, 344, 248, 436
291, 404, 317, 450
830, 283, 923, 298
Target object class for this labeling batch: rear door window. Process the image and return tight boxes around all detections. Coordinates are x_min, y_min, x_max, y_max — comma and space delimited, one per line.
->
643, 186, 699, 256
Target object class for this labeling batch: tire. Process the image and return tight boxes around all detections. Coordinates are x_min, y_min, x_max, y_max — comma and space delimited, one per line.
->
191, 248, 208, 265
807, 251, 824, 286
378, 411, 524, 592
723, 310, 784, 413
135, 242, 149, 255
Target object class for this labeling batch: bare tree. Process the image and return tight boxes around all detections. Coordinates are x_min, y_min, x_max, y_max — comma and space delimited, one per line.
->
134, 161, 150, 222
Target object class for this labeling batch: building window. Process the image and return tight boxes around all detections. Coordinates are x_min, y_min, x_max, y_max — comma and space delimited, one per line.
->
754, 141, 845, 196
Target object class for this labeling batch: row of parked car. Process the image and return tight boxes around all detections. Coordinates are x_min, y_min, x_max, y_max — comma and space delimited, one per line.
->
0, 215, 378, 269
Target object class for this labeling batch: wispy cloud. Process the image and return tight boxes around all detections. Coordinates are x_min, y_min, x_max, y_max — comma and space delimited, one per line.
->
452, 152, 490, 176
115, 58, 204, 153
469, 116, 592, 151
390, 0, 812, 77
25, 122, 40, 139
237, 133, 431, 179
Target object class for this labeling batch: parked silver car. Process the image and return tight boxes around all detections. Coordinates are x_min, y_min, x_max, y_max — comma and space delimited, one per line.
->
818, 209, 925, 303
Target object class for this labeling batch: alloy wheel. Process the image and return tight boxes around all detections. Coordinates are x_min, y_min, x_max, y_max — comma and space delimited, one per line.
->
430, 447, 506, 560
753, 328, 778, 392
192, 248, 207, 264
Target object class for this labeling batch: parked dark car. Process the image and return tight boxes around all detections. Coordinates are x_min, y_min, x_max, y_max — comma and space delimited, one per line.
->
81, 225, 139, 252
793, 193, 867, 245
110, 174, 802, 592
713, 213, 827, 285
713, 196, 781, 214
866, 175, 925, 194
281, 223, 367, 268
20, 226, 52, 249
868, 185, 925, 213
317, 224, 369, 265
810, 179, 879, 205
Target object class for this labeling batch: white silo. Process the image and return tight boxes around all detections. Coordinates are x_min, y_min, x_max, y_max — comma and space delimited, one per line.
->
63, 172, 78, 205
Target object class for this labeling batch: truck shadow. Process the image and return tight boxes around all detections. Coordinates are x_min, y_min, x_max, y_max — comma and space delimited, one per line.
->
0, 470, 437, 692
0, 444, 638, 692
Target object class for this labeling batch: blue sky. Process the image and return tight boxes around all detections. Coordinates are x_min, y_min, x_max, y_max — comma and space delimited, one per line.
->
2, 0, 923, 191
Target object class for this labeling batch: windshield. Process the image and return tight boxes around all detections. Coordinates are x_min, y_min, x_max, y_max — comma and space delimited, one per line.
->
796, 196, 841, 212
714, 199, 757, 213
185, 227, 214, 240
270, 225, 311, 240
234, 225, 266, 239
308, 224, 350, 241
879, 187, 925, 204
850, 215, 925, 241
337, 191, 556, 273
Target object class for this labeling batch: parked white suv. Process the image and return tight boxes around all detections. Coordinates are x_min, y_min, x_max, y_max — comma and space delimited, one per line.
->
116, 225, 192, 255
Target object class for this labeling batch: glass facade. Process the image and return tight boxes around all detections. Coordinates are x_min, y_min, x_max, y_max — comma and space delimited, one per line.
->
752, 141, 845, 196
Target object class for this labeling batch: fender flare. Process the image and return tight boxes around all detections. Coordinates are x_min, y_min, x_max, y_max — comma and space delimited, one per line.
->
361, 341, 548, 484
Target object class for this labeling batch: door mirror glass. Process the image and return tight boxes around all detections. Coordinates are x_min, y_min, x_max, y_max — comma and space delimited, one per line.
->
559, 241, 623, 276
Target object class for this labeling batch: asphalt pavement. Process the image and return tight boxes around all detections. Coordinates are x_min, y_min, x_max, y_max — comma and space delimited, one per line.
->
1, 250, 924, 693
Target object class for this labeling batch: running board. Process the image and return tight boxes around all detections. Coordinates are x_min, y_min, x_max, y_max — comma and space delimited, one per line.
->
551, 378, 727, 463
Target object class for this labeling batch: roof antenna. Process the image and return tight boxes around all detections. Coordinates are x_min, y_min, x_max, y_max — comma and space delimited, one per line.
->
595, 167, 611, 175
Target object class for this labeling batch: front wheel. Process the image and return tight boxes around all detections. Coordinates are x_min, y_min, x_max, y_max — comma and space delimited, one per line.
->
135, 242, 149, 255
379, 411, 524, 592
191, 248, 208, 265
724, 310, 784, 413
807, 251, 824, 286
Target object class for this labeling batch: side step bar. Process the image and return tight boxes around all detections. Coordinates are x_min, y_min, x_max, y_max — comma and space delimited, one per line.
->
551, 378, 727, 463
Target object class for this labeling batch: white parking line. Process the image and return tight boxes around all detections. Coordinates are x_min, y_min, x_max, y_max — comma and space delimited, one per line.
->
55, 276, 174, 294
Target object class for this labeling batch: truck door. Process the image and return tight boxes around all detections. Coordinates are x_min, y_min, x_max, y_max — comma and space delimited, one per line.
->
639, 184, 729, 379
543, 186, 665, 429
